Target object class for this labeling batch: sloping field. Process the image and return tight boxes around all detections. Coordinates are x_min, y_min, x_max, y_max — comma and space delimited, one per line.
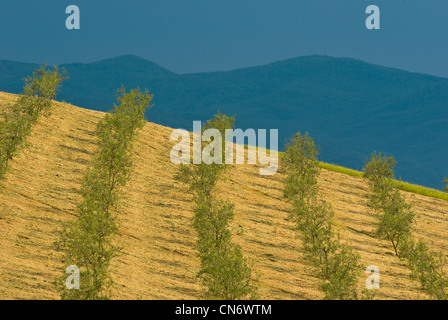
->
0, 91, 447, 300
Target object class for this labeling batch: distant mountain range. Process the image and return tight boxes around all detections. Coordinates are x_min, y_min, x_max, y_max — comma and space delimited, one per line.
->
0, 55, 447, 189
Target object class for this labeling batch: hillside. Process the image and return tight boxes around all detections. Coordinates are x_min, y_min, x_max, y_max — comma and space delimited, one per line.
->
0, 55, 447, 189
0, 91, 448, 300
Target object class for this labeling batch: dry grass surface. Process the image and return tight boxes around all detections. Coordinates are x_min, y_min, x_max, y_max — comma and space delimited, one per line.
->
0, 91, 447, 300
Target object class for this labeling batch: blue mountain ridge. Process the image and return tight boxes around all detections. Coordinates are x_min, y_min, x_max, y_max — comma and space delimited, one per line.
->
0, 54, 446, 189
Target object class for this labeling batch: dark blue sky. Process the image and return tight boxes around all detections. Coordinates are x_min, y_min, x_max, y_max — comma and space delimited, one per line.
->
1, 0, 447, 77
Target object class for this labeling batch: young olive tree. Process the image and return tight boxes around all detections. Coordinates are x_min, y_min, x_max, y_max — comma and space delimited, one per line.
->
282, 132, 319, 207
399, 237, 448, 300
56, 87, 152, 300
21, 63, 68, 121
175, 112, 258, 300
283, 132, 362, 300
363, 152, 414, 256
0, 64, 67, 180
364, 152, 448, 299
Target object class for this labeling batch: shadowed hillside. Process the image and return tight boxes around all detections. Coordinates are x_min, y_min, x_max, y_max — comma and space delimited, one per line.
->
1, 55, 447, 189
0, 91, 447, 300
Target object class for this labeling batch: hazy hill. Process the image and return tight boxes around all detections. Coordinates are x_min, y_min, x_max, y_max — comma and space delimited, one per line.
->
0, 92, 447, 300
0, 55, 447, 189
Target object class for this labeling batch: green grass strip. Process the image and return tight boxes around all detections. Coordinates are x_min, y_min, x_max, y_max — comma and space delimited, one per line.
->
319, 162, 448, 202
242, 144, 447, 201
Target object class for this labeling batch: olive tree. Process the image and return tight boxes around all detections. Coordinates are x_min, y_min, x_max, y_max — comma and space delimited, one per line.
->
363, 152, 414, 256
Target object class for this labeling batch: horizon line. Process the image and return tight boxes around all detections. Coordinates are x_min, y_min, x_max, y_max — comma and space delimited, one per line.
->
1, 54, 447, 80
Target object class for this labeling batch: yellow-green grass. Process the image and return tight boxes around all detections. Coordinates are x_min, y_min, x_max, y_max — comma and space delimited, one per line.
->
249, 144, 447, 202
319, 162, 448, 202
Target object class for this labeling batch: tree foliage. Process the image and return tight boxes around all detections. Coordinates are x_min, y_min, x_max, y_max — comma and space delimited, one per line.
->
399, 237, 448, 300
176, 112, 258, 300
0, 64, 67, 179
56, 87, 152, 300
364, 151, 448, 299
282, 132, 362, 300
363, 152, 414, 255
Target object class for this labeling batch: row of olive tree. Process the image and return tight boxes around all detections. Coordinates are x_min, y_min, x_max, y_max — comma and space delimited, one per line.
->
0, 64, 67, 179
56, 87, 153, 300
363, 152, 415, 256
363, 152, 448, 299
175, 112, 258, 300
282, 132, 370, 300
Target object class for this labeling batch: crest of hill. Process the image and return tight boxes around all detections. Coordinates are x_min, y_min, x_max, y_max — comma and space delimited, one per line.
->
61, 54, 175, 79
0, 91, 447, 300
